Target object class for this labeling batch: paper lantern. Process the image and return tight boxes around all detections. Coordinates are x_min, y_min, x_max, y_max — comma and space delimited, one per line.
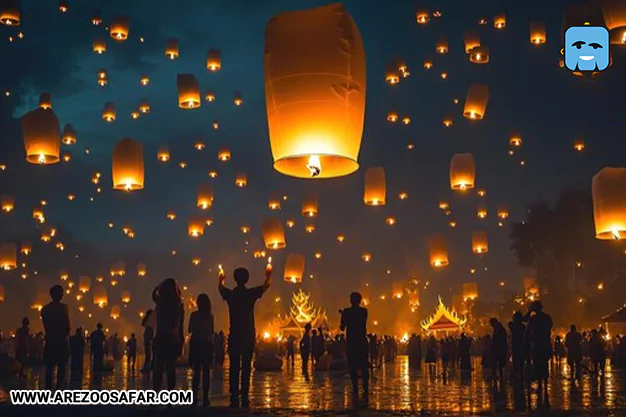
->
165, 38, 179, 59
364, 167, 386, 206
22, 108, 61, 164
188, 216, 205, 237
58, 1, 68, 12
477, 204, 487, 219
597, 0, 626, 44
416, 10, 429, 24
509, 134, 522, 147
166, 211, 176, 220
93, 285, 108, 307
463, 84, 489, 120
38, 93, 51, 109
284, 253, 305, 283
472, 231, 488, 254
112, 138, 144, 191
39, 225, 55, 242
139, 101, 150, 114
91, 11, 102, 26
424, 60, 433, 69
1, 194, 14, 212
387, 111, 398, 123
494, 14, 506, 29
137, 263, 147, 276
0, 243, 17, 270
436, 37, 448, 54
385, 217, 396, 226
121, 291, 131, 304
0, 285, 4, 303
385, 63, 400, 85
110, 261, 125, 276
217, 148, 231, 161
469, 46, 489, 64
0, 1, 20, 26
305, 223, 315, 233
497, 205, 509, 219
592, 167, 626, 239
462, 283, 479, 301
102, 102, 116, 122
264, 3, 366, 179
177, 74, 201, 109
464, 31, 480, 53
78, 276, 91, 293
235, 172, 247, 187
62, 124, 76, 145
110, 305, 121, 320
234, 91, 243, 106
157, 145, 170, 162
449, 153, 475, 190
197, 184, 214, 210
140, 75, 150, 86
205, 91, 215, 102
530, 22, 546, 44
429, 235, 448, 267
262, 217, 286, 249
574, 137, 585, 151
93, 38, 106, 54
301, 195, 318, 217
206, 48, 221, 71
268, 198, 281, 210
110, 15, 129, 41
21, 241, 31, 255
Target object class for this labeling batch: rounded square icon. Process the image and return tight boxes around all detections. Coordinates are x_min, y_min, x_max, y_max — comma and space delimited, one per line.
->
565, 26, 610, 72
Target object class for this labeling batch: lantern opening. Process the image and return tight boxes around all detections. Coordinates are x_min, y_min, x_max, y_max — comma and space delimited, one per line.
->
306, 155, 322, 177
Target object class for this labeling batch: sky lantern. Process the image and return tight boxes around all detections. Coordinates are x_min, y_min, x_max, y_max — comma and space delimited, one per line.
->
110, 261, 125, 276
93, 38, 106, 54
78, 276, 91, 293
469, 46, 489, 64
177, 74, 201, 109
462, 283, 479, 301
463, 83, 489, 120
20, 241, 31, 255
509, 133, 522, 147
472, 231, 488, 254
97, 69, 108, 86
0, 243, 17, 270
157, 145, 170, 162
140, 75, 150, 86
217, 148, 231, 161
102, 102, 116, 122
91, 11, 102, 26
497, 205, 509, 219
464, 31, 480, 53
235, 172, 247, 188
597, 0, 626, 44
93, 285, 107, 307
592, 167, 626, 240
188, 216, 205, 238
40, 225, 55, 242
386, 111, 398, 123
121, 291, 131, 304
62, 124, 76, 145
165, 38, 180, 59
285, 219, 295, 228
197, 184, 214, 210
416, 9, 429, 24
22, 107, 61, 164
137, 263, 147, 276
301, 195, 318, 217
58, 1, 68, 13
284, 253, 305, 284
530, 22, 546, 44
112, 138, 144, 191
494, 14, 506, 29
264, 3, 366, 179
574, 137, 585, 151
477, 204, 487, 219
110, 15, 129, 41
234, 91, 243, 106
205, 91, 215, 102
436, 37, 449, 54
305, 223, 315, 233
385, 63, 400, 85
33, 206, 45, 222
364, 167, 386, 206
450, 153, 476, 191
1, 194, 14, 212
39, 93, 52, 109
206, 48, 221, 71
0, 1, 21, 26
139, 101, 150, 114
429, 235, 449, 267
268, 198, 281, 210
110, 305, 121, 320
262, 217, 286, 249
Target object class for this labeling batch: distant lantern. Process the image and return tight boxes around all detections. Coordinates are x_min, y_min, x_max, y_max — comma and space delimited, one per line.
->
112, 138, 144, 191
110, 261, 125, 276
574, 137, 585, 151
402, 116, 411, 125
284, 253, 305, 284
449, 153, 476, 191
436, 37, 449, 54
58, 1, 68, 13
472, 231, 488, 254
305, 223, 315, 233
286, 219, 295, 228
102, 102, 116, 122
121, 291, 131, 304
1, 194, 14, 212
592, 167, 626, 240
110, 305, 121, 320
91, 11, 102, 26
137, 263, 147, 276
364, 167, 386, 206
156, 145, 169, 162
361, 252, 371, 262
93, 285, 108, 307
497, 205, 509, 219
462, 283, 479, 301
463, 83, 489, 120
0, 1, 21, 26
165, 38, 179, 59
262, 217, 286, 250
233, 91, 243, 106
530, 22, 546, 44
97, 69, 108, 86
494, 14, 506, 29
235, 172, 247, 188
110, 15, 129, 41
302, 195, 318, 217
469, 46, 489, 64
197, 184, 214, 210
416, 9, 430, 24
424, 60, 433, 69
140, 75, 150, 86
22, 108, 61, 164
268, 198, 281, 210
464, 31, 480, 53
62, 124, 77, 145
40, 225, 55, 242
139, 101, 150, 114
217, 148, 231, 162
387, 111, 398, 123
166, 211, 176, 220
264, 4, 366, 179
509, 134, 522, 147
599, 0, 626, 44
39, 93, 52, 110
177, 74, 201, 109
93, 38, 106, 54
443, 117, 453, 127
206, 48, 221, 71
385, 217, 396, 226
21, 241, 31, 255
477, 205, 487, 219
188, 216, 205, 237
205, 91, 215, 102
385, 63, 400, 85
429, 235, 449, 267
78, 276, 91, 293
0, 243, 17, 270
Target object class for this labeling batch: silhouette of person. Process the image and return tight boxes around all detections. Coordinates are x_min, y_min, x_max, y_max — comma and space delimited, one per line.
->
312, 327, 325, 366
300, 323, 312, 374
340, 292, 369, 402
40, 284, 71, 389
490, 318, 508, 380
152, 278, 185, 391
188, 293, 214, 406
69, 327, 85, 381
126, 333, 137, 373
286, 335, 296, 367
15, 317, 30, 377
459, 332, 472, 371
219, 266, 272, 408
90, 323, 105, 374
525, 301, 553, 400
508, 311, 526, 380
565, 324, 582, 380
141, 309, 154, 372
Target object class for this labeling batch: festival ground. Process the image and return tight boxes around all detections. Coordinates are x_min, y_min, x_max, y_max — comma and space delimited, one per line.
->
1, 356, 624, 416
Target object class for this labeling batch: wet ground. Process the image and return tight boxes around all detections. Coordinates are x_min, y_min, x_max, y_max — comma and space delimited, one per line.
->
1, 355, 625, 416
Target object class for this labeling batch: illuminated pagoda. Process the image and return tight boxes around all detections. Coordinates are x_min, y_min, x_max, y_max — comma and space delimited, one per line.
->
279, 289, 328, 336
421, 296, 467, 336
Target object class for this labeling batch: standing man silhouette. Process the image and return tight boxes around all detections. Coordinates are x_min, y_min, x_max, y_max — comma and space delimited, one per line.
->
219, 262, 272, 409
40, 284, 71, 389
340, 292, 369, 404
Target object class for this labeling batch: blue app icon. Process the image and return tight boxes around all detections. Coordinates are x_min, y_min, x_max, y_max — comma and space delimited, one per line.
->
565, 26, 610, 72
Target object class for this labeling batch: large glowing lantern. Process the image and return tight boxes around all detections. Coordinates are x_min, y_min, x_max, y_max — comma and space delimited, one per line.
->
102, 102, 116, 122
206, 48, 221, 71
93, 285, 108, 307
177, 74, 201, 109
110, 305, 121, 320
197, 184, 214, 210
188, 216, 205, 238
112, 138, 144, 191
1, 194, 14, 212
596, 0, 626, 44
463, 83, 489, 120
302, 195, 318, 217
530, 22, 546, 44
165, 38, 180, 59
462, 283, 479, 301
464, 31, 480, 53
429, 235, 449, 267
22, 108, 61, 164
284, 253, 305, 284
472, 231, 488, 254
110, 15, 129, 41
0, 243, 17, 270
262, 217, 286, 249
364, 167, 386, 206
450, 153, 476, 191
78, 276, 91, 293
264, 3, 366, 179
592, 167, 626, 239
0, 1, 20, 26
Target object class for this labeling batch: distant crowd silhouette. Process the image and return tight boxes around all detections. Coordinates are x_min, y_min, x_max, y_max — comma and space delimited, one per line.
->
2, 268, 625, 409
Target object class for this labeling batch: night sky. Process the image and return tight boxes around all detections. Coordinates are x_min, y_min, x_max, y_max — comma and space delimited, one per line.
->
1, 0, 625, 334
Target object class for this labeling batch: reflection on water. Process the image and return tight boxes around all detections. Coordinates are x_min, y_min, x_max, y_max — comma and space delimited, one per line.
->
1, 355, 625, 413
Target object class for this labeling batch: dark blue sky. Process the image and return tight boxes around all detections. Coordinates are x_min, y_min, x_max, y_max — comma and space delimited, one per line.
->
1, 0, 626, 333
